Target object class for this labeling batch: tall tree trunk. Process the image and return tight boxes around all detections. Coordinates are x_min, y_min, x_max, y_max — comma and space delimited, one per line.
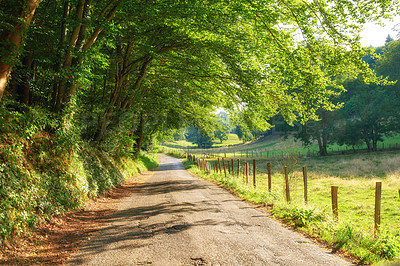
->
53, 0, 85, 112
134, 113, 145, 160
94, 107, 112, 142
372, 129, 378, 152
53, 0, 118, 112
16, 56, 33, 105
0, 0, 39, 102
51, 0, 70, 108
317, 134, 328, 156
321, 133, 328, 156
363, 129, 372, 152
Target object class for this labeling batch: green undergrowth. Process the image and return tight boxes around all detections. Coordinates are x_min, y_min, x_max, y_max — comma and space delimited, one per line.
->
183, 160, 400, 265
0, 103, 158, 245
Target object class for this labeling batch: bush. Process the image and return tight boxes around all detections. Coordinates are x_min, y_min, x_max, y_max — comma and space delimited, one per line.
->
0, 102, 159, 245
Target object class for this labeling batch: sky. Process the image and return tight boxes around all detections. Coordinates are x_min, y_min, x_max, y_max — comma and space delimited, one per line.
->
360, 19, 399, 47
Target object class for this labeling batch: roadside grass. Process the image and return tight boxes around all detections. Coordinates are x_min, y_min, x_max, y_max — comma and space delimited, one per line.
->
183, 151, 400, 265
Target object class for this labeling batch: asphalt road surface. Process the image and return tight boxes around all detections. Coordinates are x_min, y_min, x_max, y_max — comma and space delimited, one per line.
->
67, 154, 350, 266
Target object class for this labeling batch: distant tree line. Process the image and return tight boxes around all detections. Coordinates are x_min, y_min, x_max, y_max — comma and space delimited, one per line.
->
276, 36, 400, 155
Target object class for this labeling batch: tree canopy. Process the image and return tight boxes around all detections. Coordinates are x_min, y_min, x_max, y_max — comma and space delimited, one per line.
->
1, 0, 399, 156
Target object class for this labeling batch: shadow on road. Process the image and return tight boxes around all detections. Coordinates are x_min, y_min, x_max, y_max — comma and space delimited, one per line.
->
68, 199, 243, 265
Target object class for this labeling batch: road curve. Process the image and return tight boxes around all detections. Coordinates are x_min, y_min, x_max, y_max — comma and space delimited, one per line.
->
67, 154, 350, 266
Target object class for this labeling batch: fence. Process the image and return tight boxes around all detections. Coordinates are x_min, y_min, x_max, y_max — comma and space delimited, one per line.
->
163, 142, 400, 160
187, 153, 400, 237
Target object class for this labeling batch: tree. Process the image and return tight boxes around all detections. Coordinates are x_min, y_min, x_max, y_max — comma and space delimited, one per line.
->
295, 109, 337, 156
376, 39, 400, 82
0, 0, 39, 101
386, 34, 394, 44
2, 0, 400, 157
338, 79, 399, 152
335, 120, 364, 152
214, 111, 233, 143
186, 126, 214, 148
234, 125, 253, 143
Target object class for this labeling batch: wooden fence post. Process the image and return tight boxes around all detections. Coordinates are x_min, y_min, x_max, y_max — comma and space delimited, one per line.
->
243, 162, 246, 182
375, 182, 382, 236
303, 167, 308, 204
237, 159, 240, 178
253, 159, 256, 189
231, 158, 234, 174
227, 161, 231, 174
218, 158, 221, 173
331, 186, 338, 221
245, 162, 249, 184
284, 166, 290, 202
222, 158, 227, 178
267, 162, 271, 192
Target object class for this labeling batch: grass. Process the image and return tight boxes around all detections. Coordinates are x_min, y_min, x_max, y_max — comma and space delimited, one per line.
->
183, 150, 400, 264
164, 133, 400, 159
212, 133, 243, 147
162, 134, 245, 151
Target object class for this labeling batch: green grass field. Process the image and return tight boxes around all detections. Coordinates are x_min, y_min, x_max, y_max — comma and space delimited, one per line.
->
173, 135, 400, 264
162, 133, 400, 159
162, 134, 244, 151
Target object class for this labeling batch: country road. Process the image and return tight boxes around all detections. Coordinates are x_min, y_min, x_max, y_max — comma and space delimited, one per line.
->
67, 154, 350, 265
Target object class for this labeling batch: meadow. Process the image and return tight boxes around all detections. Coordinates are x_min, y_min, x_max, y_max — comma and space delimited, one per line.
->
163, 134, 400, 159
165, 135, 400, 264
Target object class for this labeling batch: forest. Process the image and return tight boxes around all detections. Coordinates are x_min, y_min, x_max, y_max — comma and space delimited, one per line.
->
1, 0, 400, 248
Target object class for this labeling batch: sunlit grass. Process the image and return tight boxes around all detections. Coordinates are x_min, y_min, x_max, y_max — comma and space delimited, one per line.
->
212, 133, 243, 147
165, 134, 400, 160
184, 151, 400, 264
162, 134, 243, 150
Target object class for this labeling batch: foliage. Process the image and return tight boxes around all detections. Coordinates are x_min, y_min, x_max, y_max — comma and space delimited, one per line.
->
2, 0, 398, 153
0, 102, 158, 244
185, 126, 214, 148
294, 109, 338, 156
274, 37, 400, 154
234, 124, 254, 142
